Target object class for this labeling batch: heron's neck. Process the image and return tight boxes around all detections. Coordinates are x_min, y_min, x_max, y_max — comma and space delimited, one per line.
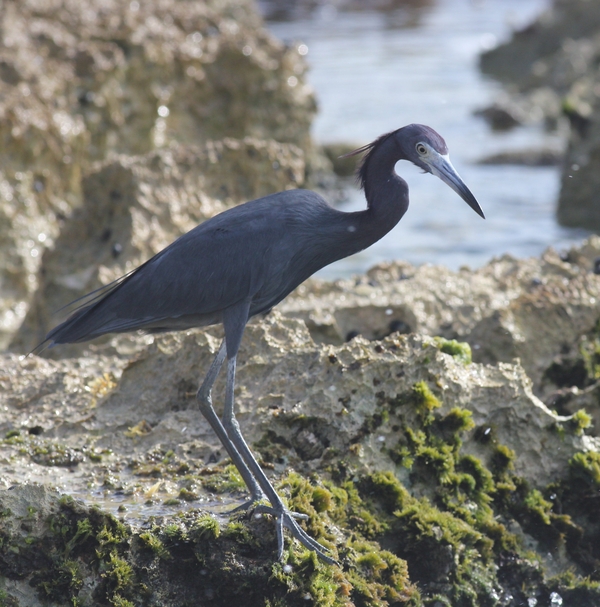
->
310, 137, 409, 271
351, 136, 409, 251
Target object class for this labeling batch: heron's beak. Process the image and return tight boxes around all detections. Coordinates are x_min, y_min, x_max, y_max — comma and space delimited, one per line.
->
427, 152, 485, 219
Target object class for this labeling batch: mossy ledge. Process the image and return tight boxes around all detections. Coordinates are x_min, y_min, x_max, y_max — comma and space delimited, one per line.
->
2, 443, 600, 607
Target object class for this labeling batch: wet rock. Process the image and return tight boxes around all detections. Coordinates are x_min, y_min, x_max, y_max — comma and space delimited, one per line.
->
1, 311, 600, 604
557, 85, 600, 229
480, 0, 600, 90
477, 147, 562, 167
0, 312, 594, 505
474, 103, 523, 131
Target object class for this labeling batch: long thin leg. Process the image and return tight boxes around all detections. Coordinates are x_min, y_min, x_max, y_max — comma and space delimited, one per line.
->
196, 340, 265, 505
222, 355, 336, 565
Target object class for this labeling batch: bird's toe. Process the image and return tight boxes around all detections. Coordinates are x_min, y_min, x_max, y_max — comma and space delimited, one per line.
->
255, 503, 337, 565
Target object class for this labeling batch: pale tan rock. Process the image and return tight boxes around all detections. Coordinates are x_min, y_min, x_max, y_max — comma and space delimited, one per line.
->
280, 237, 600, 397
0, 0, 315, 349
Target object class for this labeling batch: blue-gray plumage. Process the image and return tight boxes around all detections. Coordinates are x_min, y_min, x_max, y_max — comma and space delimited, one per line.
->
38, 124, 484, 564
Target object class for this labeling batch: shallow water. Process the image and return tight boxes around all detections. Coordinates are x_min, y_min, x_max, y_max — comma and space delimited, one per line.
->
262, 0, 591, 279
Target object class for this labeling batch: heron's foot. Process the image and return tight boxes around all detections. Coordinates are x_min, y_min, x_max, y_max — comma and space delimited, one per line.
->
254, 503, 337, 565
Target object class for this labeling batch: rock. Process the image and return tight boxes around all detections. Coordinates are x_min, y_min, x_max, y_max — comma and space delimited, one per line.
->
2, 0, 600, 600
11, 138, 305, 354
557, 83, 600, 229
0, 482, 420, 607
477, 147, 562, 167
480, 0, 600, 89
321, 142, 361, 177
478, 0, 600, 230
0, 0, 316, 349
474, 103, 524, 131
1, 311, 600, 605
80, 314, 590, 488
280, 238, 600, 396
0, 91, 89, 350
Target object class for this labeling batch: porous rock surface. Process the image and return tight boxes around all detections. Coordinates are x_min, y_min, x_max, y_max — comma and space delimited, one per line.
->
1, 0, 600, 604
1, 307, 600, 604
1, 314, 576, 495
282, 237, 600, 398
0, 0, 315, 348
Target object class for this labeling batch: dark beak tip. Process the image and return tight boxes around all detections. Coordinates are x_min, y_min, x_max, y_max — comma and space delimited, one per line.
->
464, 196, 485, 219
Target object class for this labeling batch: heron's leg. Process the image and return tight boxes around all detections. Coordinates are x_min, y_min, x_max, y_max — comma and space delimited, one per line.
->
196, 340, 265, 506
222, 355, 336, 565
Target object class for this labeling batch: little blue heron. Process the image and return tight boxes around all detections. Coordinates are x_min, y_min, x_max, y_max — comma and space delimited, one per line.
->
37, 124, 484, 564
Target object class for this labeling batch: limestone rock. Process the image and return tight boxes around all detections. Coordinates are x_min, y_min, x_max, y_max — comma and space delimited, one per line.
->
281, 238, 600, 396
1, 310, 599, 604
480, 0, 600, 89
0, 0, 315, 349
1, 312, 594, 504
557, 76, 600, 229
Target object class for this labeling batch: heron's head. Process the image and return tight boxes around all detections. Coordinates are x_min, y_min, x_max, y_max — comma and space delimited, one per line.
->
396, 124, 485, 218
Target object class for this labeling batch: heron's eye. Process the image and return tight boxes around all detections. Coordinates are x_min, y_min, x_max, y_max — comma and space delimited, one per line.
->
416, 143, 427, 156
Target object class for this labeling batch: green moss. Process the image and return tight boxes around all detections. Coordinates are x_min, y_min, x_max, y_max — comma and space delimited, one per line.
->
29, 440, 84, 467
569, 451, 600, 485
222, 520, 257, 546
569, 409, 593, 435
490, 444, 515, 473
65, 518, 93, 554
434, 337, 472, 364
96, 520, 129, 558
139, 531, 170, 560
4, 429, 20, 439
110, 595, 135, 607
439, 407, 475, 435
549, 571, 600, 605
347, 542, 416, 605
524, 489, 553, 526
190, 514, 221, 541
163, 523, 185, 541
415, 443, 456, 484
178, 487, 198, 501
37, 558, 83, 602
311, 486, 334, 513
580, 334, 600, 381
101, 552, 134, 594
406, 380, 443, 428
88, 451, 103, 463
